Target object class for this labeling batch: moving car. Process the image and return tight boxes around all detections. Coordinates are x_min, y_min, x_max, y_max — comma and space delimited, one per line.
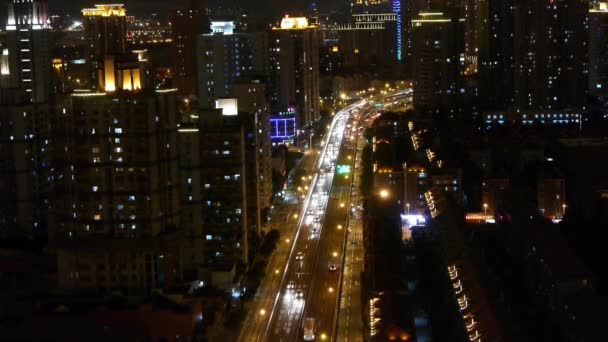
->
295, 289, 304, 299
303, 317, 315, 341
296, 252, 304, 260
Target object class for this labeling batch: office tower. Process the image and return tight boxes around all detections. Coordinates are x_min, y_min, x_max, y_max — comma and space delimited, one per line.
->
589, 2, 608, 98
196, 20, 268, 108
171, 0, 210, 97
82, 4, 127, 87
513, 0, 588, 113
3, 0, 51, 103
232, 78, 273, 236
477, 0, 515, 110
0, 90, 53, 239
412, 12, 464, 114
270, 16, 320, 128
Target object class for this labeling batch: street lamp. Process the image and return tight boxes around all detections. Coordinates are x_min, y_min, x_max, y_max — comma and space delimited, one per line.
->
483, 203, 488, 218
309, 133, 314, 149
379, 189, 390, 199
406, 203, 410, 215
562, 204, 567, 217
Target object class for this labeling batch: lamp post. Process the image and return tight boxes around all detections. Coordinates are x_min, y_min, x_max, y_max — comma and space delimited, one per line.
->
562, 204, 566, 217
309, 132, 314, 149
406, 203, 410, 215
483, 203, 488, 218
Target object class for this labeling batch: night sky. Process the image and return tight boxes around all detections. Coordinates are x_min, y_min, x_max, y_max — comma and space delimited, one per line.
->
1, 1, 342, 23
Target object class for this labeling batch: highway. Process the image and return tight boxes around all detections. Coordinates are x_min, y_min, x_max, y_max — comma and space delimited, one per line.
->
240, 89, 413, 342
263, 101, 365, 342
238, 150, 318, 342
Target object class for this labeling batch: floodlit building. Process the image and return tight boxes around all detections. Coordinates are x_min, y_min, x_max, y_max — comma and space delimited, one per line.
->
82, 4, 127, 87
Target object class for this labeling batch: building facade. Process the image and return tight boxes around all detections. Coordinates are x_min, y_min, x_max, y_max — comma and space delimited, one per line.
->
412, 12, 464, 114
477, 0, 515, 111
3, 0, 52, 103
170, 1, 210, 97
512, 0, 588, 113
589, 2, 608, 98
54, 88, 181, 293
82, 4, 128, 87
0, 90, 53, 239
270, 16, 321, 128
196, 21, 267, 108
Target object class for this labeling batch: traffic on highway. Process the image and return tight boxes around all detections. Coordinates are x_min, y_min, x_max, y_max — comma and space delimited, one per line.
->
262, 101, 366, 341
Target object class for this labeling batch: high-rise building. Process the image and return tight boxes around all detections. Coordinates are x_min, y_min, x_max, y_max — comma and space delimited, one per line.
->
336, 13, 399, 69
0, 89, 53, 239
53, 87, 181, 292
589, 2, 608, 98
82, 4, 127, 87
232, 78, 273, 236
170, 0, 210, 97
477, 0, 515, 110
270, 16, 320, 128
190, 102, 250, 271
401, 0, 414, 65
512, 0, 588, 113
3, 0, 52, 103
463, 0, 479, 74
196, 21, 267, 108
412, 12, 464, 114
178, 85, 272, 282
54, 4, 184, 293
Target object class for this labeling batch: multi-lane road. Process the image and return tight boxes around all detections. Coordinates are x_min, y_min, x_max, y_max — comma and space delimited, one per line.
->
261, 102, 365, 342
240, 89, 413, 342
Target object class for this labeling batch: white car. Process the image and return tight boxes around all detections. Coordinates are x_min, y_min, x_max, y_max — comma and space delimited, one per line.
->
295, 289, 304, 299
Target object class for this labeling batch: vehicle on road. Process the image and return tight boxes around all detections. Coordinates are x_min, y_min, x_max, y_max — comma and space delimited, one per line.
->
287, 281, 295, 290
296, 252, 304, 260
295, 289, 304, 299
303, 317, 315, 341
328, 264, 337, 271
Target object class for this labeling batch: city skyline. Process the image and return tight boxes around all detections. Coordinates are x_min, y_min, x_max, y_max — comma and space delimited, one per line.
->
1, 0, 607, 340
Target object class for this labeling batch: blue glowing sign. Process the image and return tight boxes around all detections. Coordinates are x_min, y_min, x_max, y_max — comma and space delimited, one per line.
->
270, 117, 296, 140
